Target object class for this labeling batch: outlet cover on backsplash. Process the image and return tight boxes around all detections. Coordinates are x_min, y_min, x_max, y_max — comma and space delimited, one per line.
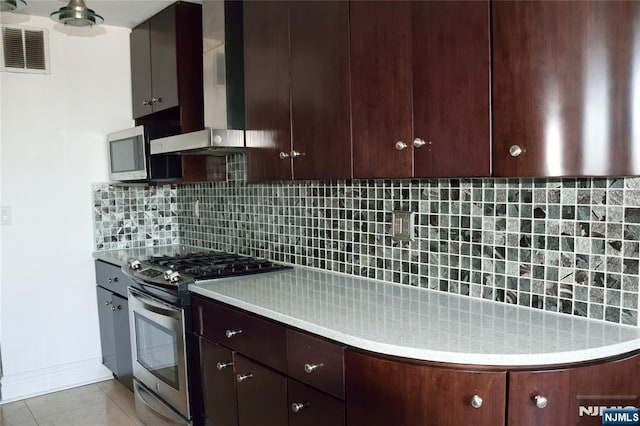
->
92, 154, 640, 327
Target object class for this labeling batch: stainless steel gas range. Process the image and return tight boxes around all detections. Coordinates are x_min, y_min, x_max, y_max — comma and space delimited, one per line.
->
123, 251, 290, 426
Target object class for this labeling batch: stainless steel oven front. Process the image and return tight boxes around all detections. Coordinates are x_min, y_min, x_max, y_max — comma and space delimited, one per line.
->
128, 287, 190, 424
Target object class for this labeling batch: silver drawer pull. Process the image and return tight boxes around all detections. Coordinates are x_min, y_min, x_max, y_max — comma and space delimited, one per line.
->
225, 329, 243, 339
216, 362, 233, 371
236, 373, 253, 383
509, 144, 523, 157
291, 402, 309, 413
303, 363, 324, 374
532, 394, 548, 409
470, 395, 483, 409
413, 138, 427, 148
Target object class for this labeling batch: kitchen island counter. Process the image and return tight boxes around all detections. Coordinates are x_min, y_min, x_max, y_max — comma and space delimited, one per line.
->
190, 267, 640, 366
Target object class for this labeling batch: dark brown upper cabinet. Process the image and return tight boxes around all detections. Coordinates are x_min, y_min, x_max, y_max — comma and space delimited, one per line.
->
493, 1, 640, 177
350, 1, 491, 179
243, 0, 352, 181
130, 2, 203, 133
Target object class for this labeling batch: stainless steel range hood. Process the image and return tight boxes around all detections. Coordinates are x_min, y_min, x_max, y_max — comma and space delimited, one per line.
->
151, 0, 245, 156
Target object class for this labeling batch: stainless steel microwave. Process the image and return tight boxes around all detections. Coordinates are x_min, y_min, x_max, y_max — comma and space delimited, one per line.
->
107, 125, 183, 182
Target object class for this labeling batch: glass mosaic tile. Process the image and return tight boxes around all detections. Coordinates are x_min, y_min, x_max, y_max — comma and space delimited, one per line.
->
92, 154, 640, 327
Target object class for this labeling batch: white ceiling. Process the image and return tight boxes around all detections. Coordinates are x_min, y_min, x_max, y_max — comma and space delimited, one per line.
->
7, 0, 202, 29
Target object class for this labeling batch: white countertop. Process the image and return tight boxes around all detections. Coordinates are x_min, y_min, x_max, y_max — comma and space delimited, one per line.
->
189, 267, 640, 367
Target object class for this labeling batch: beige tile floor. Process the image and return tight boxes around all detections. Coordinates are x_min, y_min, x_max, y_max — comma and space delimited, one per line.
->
0, 379, 142, 426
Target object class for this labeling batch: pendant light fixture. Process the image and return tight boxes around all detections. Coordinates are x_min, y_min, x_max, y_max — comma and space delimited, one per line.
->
0, 0, 27, 12
50, 0, 103, 27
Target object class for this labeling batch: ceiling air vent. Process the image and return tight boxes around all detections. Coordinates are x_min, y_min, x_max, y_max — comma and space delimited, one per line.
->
1, 26, 49, 74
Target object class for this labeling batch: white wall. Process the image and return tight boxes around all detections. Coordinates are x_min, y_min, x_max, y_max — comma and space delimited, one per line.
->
0, 14, 134, 402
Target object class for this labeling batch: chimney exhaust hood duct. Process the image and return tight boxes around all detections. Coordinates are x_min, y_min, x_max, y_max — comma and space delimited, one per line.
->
151, 0, 245, 156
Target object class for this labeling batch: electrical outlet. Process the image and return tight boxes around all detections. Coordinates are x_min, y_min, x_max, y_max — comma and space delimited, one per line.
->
1, 206, 11, 226
391, 211, 414, 241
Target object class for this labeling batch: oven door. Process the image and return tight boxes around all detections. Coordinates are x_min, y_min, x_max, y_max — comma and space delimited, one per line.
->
128, 287, 190, 420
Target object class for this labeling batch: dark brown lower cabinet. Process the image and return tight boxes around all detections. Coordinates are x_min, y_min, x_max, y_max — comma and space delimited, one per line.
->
234, 354, 288, 426
346, 350, 507, 426
507, 352, 640, 426
288, 379, 345, 426
197, 337, 238, 426
191, 295, 639, 426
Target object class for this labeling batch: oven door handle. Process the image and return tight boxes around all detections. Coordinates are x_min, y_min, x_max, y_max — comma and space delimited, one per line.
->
134, 381, 189, 425
129, 287, 181, 319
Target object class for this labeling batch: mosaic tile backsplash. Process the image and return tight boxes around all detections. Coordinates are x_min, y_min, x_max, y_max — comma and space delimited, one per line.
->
92, 184, 179, 249
92, 154, 640, 327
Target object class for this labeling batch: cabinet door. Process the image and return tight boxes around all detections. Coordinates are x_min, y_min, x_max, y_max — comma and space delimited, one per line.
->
350, 0, 413, 179
346, 350, 506, 426
493, 1, 640, 177
96, 286, 116, 374
111, 294, 133, 390
149, 4, 179, 114
289, 1, 352, 180
130, 21, 153, 119
197, 338, 238, 426
508, 353, 640, 426
412, 1, 491, 177
243, 0, 292, 181
235, 354, 288, 426
288, 379, 345, 426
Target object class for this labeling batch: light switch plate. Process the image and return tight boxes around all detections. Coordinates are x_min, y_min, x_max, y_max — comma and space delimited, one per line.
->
1, 206, 11, 225
391, 211, 414, 241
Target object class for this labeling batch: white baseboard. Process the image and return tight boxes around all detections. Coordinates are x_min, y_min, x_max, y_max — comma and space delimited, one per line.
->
0, 357, 112, 404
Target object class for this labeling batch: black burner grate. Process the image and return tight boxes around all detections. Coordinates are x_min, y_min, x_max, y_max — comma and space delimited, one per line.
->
149, 252, 290, 280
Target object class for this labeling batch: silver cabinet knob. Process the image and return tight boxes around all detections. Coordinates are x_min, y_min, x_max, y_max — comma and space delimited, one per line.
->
413, 138, 427, 148
509, 145, 523, 157
216, 362, 233, 371
111, 305, 121, 311
151, 97, 162, 104
142, 100, 150, 106
225, 329, 243, 339
470, 395, 483, 409
108, 277, 118, 283
532, 394, 548, 409
291, 150, 305, 158
236, 373, 253, 383
279, 151, 290, 160
395, 141, 408, 151
304, 363, 324, 373
291, 402, 309, 413
105, 300, 111, 306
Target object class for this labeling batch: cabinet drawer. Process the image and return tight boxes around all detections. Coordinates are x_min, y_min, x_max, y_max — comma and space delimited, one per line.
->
288, 379, 345, 426
287, 329, 345, 399
235, 354, 288, 426
95, 260, 130, 298
193, 296, 287, 373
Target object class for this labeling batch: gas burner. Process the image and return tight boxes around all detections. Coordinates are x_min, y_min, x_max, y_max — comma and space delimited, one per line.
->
147, 251, 290, 281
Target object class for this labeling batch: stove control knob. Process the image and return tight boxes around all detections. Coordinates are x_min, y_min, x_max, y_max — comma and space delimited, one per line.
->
129, 260, 142, 270
164, 270, 181, 283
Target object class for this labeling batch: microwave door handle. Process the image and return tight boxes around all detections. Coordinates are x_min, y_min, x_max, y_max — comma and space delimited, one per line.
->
129, 288, 180, 319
